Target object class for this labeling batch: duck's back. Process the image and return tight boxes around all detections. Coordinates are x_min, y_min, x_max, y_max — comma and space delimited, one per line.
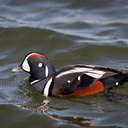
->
52, 64, 128, 97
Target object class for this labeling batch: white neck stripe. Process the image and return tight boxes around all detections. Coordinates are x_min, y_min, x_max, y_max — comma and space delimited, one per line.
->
31, 79, 40, 85
43, 78, 52, 97
45, 66, 49, 77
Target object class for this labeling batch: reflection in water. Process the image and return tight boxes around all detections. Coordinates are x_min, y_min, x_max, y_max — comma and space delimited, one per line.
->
16, 97, 51, 113
51, 114, 117, 128
36, 99, 50, 113
15, 91, 119, 128
11, 78, 127, 128
0, 0, 128, 127
16, 98, 97, 128
14, 82, 124, 128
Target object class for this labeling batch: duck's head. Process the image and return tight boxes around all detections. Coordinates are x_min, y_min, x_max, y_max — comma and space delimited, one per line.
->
12, 52, 55, 83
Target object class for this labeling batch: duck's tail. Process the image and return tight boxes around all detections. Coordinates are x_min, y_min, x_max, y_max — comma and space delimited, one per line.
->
104, 72, 128, 100
119, 72, 128, 85
101, 71, 128, 90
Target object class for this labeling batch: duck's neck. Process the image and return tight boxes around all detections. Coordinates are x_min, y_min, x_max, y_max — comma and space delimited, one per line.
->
29, 63, 56, 83
31, 76, 54, 96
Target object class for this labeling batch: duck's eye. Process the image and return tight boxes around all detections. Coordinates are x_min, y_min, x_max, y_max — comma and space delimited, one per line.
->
38, 63, 43, 68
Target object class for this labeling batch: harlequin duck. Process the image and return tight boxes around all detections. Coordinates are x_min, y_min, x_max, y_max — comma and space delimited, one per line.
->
12, 52, 128, 97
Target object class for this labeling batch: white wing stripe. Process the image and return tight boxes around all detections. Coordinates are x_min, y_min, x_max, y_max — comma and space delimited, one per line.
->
85, 73, 103, 79
56, 68, 92, 78
87, 70, 105, 75
85, 70, 105, 78
56, 67, 105, 79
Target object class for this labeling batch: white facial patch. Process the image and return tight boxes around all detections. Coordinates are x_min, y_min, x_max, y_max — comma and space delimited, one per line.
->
38, 63, 43, 68
22, 53, 38, 72
22, 58, 30, 72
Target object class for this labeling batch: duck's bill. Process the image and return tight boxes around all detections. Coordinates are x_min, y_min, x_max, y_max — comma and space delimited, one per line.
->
12, 66, 23, 72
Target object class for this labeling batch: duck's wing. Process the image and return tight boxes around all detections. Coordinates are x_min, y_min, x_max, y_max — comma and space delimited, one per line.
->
55, 64, 120, 80
53, 64, 120, 96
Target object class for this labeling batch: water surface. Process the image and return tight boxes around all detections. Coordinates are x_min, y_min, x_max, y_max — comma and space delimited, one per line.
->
0, 0, 128, 128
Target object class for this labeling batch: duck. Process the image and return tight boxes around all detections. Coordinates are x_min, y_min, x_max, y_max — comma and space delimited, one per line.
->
12, 52, 128, 97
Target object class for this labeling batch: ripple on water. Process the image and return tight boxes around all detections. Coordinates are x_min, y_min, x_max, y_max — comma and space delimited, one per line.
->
0, 0, 128, 128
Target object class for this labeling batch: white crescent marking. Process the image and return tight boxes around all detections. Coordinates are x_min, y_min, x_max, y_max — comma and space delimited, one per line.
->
43, 78, 52, 97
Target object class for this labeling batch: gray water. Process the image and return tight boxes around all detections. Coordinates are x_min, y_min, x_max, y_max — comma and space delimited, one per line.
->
1, 0, 128, 128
